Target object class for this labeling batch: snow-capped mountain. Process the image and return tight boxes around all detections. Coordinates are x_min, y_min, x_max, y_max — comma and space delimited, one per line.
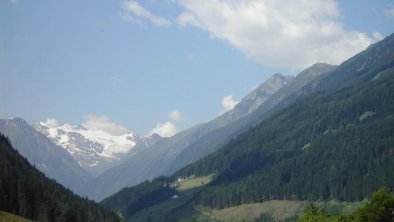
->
0, 118, 91, 194
33, 120, 139, 176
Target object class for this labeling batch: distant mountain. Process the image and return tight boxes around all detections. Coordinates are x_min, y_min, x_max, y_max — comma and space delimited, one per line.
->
101, 33, 394, 222
0, 133, 119, 222
211, 73, 294, 129
164, 62, 336, 174
83, 73, 294, 201
33, 120, 140, 176
0, 118, 91, 194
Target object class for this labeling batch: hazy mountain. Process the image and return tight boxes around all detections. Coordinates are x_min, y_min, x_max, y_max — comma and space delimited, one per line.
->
100, 33, 394, 222
83, 73, 293, 201
33, 120, 140, 176
0, 133, 119, 222
0, 118, 91, 194
164, 62, 337, 174
210, 73, 294, 129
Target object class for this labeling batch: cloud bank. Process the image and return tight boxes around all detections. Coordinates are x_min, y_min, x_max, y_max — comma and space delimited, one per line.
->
177, 0, 374, 68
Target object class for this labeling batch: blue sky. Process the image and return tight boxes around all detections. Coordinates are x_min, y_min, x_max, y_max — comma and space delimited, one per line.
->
1, 0, 393, 137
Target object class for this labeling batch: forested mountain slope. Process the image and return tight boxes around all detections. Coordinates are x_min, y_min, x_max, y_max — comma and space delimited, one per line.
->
0, 134, 119, 222
165, 63, 336, 174
176, 36, 394, 208
101, 34, 394, 221
186, 70, 393, 207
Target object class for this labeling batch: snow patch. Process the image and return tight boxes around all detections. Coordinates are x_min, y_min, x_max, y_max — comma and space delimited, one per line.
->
34, 120, 139, 172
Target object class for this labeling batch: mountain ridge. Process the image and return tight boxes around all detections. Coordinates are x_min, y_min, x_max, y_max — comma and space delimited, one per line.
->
83, 72, 295, 201
0, 118, 91, 194
33, 120, 139, 176
162, 62, 336, 176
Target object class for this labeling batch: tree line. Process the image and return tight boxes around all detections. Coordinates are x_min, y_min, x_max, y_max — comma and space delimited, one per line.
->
0, 134, 119, 222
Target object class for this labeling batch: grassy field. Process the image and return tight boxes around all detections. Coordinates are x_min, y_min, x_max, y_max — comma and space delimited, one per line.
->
177, 174, 214, 191
201, 200, 303, 222
197, 200, 366, 222
0, 211, 31, 222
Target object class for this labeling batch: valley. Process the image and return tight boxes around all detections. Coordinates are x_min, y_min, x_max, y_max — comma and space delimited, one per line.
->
1, 2, 394, 221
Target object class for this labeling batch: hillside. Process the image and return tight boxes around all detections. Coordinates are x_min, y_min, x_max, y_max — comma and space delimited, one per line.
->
0, 133, 119, 222
164, 63, 336, 174
183, 63, 394, 207
176, 35, 394, 208
101, 34, 394, 221
0, 118, 91, 194
0, 211, 31, 222
84, 73, 295, 201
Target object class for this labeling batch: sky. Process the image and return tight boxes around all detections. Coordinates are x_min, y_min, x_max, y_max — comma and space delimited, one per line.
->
1, 0, 393, 137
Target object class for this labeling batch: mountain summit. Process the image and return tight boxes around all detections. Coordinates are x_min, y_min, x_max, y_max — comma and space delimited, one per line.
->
33, 120, 139, 176
213, 73, 294, 127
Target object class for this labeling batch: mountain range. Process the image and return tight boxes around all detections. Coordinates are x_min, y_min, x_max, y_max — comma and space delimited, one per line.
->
82, 72, 296, 200
33, 120, 139, 176
100, 33, 394, 222
83, 62, 335, 201
0, 62, 336, 201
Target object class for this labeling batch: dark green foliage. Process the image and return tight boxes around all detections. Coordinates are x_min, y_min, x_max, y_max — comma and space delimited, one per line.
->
0, 134, 119, 222
297, 188, 394, 222
126, 194, 197, 222
297, 202, 335, 222
101, 177, 210, 222
100, 177, 178, 218
355, 187, 394, 222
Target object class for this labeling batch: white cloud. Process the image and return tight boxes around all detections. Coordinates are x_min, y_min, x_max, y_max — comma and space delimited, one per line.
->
44, 118, 60, 128
384, 4, 394, 17
177, 0, 374, 68
148, 121, 178, 137
222, 95, 239, 111
9, 0, 18, 4
372, 32, 384, 41
121, 0, 171, 27
82, 115, 130, 136
168, 110, 184, 122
